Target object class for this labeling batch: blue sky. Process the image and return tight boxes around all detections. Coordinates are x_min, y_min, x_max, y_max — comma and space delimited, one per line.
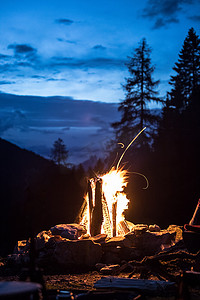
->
1, 0, 200, 102
0, 0, 200, 164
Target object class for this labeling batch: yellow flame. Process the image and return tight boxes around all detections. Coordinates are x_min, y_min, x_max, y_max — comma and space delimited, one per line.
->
102, 167, 129, 231
80, 128, 148, 237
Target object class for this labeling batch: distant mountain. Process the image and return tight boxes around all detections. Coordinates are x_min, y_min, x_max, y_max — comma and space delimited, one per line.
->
0, 138, 86, 256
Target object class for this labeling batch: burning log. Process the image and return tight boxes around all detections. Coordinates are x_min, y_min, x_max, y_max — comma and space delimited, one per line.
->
87, 180, 93, 236
91, 179, 103, 236
112, 202, 117, 237
80, 167, 130, 237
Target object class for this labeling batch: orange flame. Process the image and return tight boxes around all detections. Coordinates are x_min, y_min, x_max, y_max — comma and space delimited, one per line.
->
80, 128, 148, 237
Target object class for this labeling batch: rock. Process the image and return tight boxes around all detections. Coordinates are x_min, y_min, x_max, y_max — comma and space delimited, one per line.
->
35, 231, 51, 251
50, 223, 87, 240
95, 263, 106, 271
91, 234, 107, 244
104, 236, 132, 248
7, 253, 29, 266
132, 224, 149, 234
13, 240, 29, 254
100, 264, 120, 275
54, 239, 102, 267
149, 224, 161, 232
102, 251, 121, 265
167, 224, 183, 242
125, 230, 176, 255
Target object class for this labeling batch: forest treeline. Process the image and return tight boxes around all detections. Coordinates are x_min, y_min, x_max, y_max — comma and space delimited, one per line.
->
105, 27, 200, 228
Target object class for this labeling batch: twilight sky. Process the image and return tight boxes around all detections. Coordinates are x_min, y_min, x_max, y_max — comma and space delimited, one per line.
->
0, 0, 200, 164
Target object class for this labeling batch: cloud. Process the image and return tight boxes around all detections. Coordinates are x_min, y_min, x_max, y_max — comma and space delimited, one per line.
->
50, 56, 125, 70
0, 93, 120, 164
142, 0, 194, 29
0, 80, 15, 85
57, 38, 77, 44
92, 45, 107, 51
55, 18, 74, 25
153, 17, 179, 29
0, 54, 11, 60
8, 44, 37, 57
188, 15, 200, 21
0, 109, 26, 134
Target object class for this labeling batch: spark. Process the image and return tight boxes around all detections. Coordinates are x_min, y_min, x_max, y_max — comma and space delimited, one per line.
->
116, 127, 146, 170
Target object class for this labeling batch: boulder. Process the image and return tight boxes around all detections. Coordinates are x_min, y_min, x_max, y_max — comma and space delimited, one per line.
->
50, 223, 86, 239
35, 231, 51, 251
54, 239, 102, 267
132, 224, 149, 234
149, 224, 161, 232
125, 230, 176, 255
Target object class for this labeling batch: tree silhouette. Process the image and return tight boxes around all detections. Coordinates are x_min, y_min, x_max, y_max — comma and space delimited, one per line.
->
112, 38, 161, 146
169, 28, 200, 110
51, 138, 68, 166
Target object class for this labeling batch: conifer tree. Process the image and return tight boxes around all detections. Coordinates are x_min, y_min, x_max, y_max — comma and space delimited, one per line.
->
112, 38, 161, 146
169, 27, 200, 110
51, 138, 68, 166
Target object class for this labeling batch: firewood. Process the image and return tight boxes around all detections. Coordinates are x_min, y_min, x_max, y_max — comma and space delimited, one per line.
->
112, 202, 117, 237
91, 179, 103, 236
94, 276, 176, 296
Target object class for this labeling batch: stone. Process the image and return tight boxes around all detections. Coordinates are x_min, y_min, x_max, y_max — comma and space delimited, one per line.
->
35, 231, 51, 251
50, 223, 87, 240
132, 224, 149, 234
167, 224, 183, 242
54, 239, 102, 267
125, 230, 176, 255
95, 263, 106, 271
13, 240, 29, 254
100, 264, 120, 275
91, 234, 107, 244
104, 236, 132, 248
149, 224, 161, 232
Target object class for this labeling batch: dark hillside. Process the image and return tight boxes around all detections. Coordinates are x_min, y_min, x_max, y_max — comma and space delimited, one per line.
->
0, 138, 85, 256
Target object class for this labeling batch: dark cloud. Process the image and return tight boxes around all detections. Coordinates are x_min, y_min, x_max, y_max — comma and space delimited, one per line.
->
188, 15, 200, 21
57, 38, 77, 44
0, 53, 11, 60
50, 56, 125, 69
153, 17, 179, 29
31, 75, 46, 79
8, 44, 37, 57
0, 80, 15, 85
92, 45, 107, 51
46, 78, 68, 82
55, 18, 74, 25
142, 0, 194, 29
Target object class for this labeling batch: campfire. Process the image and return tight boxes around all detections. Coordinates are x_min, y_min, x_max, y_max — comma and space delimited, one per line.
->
80, 167, 130, 238
80, 128, 147, 238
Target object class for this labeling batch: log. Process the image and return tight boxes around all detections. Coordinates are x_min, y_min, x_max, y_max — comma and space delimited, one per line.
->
88, 180, 93, 236
130, 250, 200, 267
94, 277, 175, 296
112, 202, 117, 237
91, 179, 103, 236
